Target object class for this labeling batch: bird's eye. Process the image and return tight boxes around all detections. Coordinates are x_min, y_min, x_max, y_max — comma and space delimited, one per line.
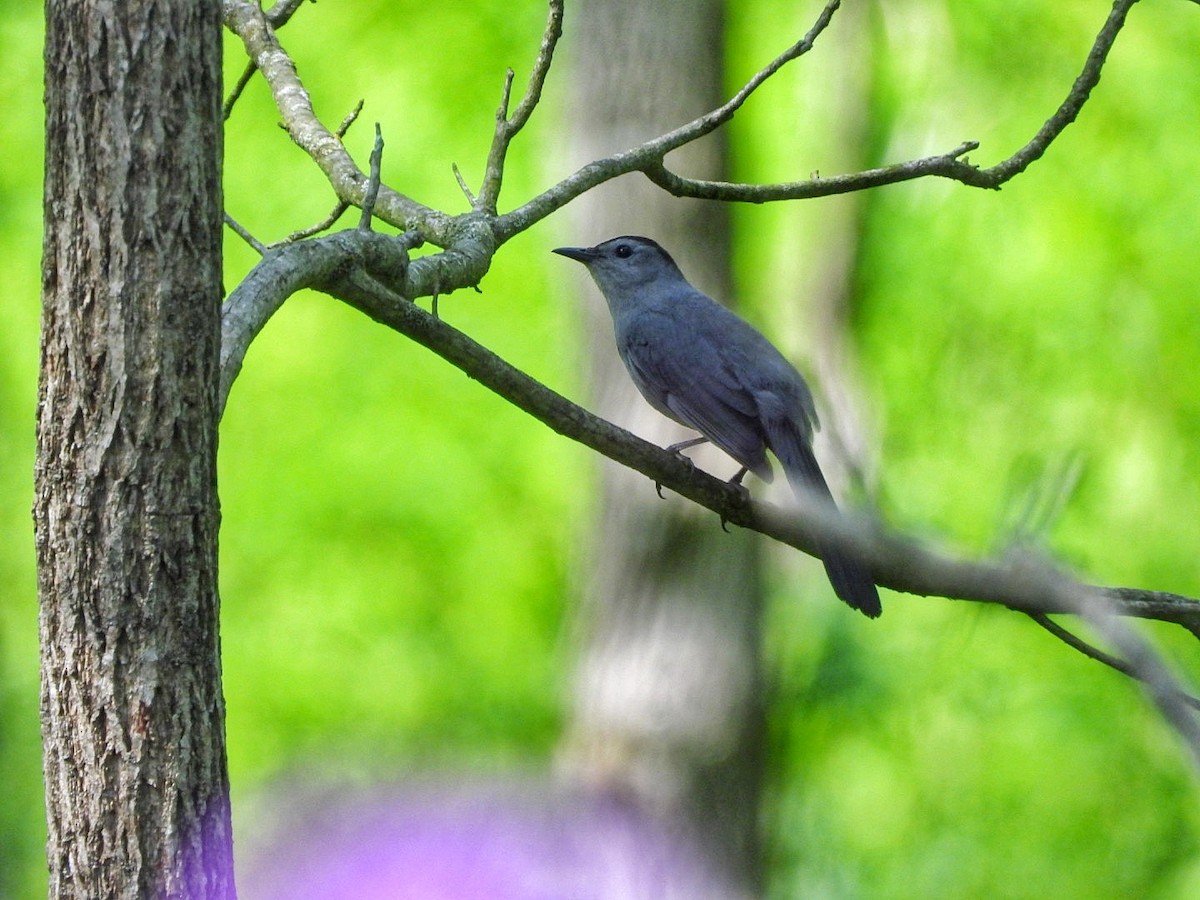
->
614, 244, 633, 259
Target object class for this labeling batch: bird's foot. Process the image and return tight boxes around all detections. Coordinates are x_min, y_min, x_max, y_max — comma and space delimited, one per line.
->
654, 437, 707, 498
719, 467, 752, 532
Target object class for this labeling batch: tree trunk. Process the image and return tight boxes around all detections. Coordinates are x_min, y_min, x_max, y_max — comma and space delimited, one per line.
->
800, 1, 878, 496
559, 1, 766, 893
38, 2, 233, 897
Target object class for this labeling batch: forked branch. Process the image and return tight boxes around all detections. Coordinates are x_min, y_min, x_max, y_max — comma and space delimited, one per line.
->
222, 0, 1151, 255
477, 0, 564, 213
642, 0, 1143, 201
222, 0, 452, 241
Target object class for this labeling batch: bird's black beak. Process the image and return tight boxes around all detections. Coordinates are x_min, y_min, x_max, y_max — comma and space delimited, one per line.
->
552, 246, 596, 264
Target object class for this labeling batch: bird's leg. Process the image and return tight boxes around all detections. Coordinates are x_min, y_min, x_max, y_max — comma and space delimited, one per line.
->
666, 436, 709, 455
654, 436, 708, 498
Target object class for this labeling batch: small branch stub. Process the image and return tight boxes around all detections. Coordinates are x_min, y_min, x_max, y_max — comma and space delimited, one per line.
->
358, 123, 384, 231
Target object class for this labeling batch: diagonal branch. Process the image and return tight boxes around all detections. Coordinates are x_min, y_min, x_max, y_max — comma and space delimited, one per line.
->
328, 279, 1200, 771
1048, 586, 1200, 772
977, 0, 1139, 185
219, 234, 1200, 634
1029, 612, 1200, 712
273, 201, 350, 246
223, 212, 267, 255
223, 0, 316, 121
491, 0, 843, 240
218, 230, 421, 414
218, 213, 1200, 768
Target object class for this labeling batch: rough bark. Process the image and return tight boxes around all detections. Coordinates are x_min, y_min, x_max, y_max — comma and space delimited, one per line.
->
558, 1, 766, 893
38, 2, 234, 897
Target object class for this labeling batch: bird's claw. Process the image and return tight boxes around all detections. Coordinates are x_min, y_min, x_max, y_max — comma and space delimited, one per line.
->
718, 467, 751, 531
653, 450, 698, 499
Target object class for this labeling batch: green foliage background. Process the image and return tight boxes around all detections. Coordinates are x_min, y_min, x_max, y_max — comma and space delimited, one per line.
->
3, 1, 1200, 897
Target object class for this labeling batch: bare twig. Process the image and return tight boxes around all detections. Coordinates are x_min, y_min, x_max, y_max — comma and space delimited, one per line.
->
977, 0, 1138, 185
1039, 587, 1200, 772
1030, 612, 1134, 673
336, 100, 365, 139
504, 2, 563, 135
452, 163, 478, 207
359, 124, 384, 231
272, 201, 351, 246
223, 61, 258, 121
1029, 612, 1200, 712
223, 212, 267, 255
477, 0, 564, 213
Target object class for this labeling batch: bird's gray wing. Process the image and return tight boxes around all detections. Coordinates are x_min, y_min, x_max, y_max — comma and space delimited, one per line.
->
619, 308, 772, 478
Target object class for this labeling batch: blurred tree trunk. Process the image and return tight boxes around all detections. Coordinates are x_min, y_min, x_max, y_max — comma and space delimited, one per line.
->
38, 2, 233, 897
558, 1, 766, 893
801, 1, 878, 495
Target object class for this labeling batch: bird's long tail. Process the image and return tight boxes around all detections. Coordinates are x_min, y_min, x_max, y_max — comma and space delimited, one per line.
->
765, 416, 881, 618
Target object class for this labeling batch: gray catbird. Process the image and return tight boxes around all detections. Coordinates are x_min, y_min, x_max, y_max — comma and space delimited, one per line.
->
554, 235, 881, 618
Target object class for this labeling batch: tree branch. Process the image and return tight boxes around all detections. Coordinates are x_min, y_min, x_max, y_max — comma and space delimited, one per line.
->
273, 201, 350, 246
492, 0, 843, 240
477, 0, 564, 213
976, 0, 1139, 186
358, 124, 384, 231
219, 230, 420, 414
1054, 590, 1200, 773
642, 141, 982, 202
335, 99, 365, 139
223, 0, 314, 121
223, 0, 1154, 290
1028, 612, 1200, 712
223, 212, 267, 255
265, 0, 309, 28
219, 215, 501, 415
222, 61, 257, 121
639, 0, 1143, 201
221, 0, 452, 242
